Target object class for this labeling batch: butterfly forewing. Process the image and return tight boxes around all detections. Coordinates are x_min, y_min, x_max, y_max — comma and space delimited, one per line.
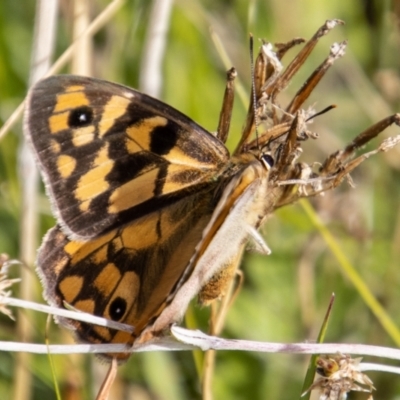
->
25, 75, 229, 240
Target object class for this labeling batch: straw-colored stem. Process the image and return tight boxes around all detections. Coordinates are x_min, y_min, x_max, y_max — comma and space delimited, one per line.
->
72, 0, 92, 76
14, 3, 59, 400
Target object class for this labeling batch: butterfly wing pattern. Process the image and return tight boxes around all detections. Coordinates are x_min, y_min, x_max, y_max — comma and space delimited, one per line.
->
25, 75, 229, 239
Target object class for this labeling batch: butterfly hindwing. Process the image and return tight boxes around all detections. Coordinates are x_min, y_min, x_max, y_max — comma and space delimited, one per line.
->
37, 190, 220, 355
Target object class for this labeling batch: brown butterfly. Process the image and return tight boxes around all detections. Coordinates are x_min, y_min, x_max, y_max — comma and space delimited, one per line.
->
24, 20, 399, 360
24, 67, 276, 359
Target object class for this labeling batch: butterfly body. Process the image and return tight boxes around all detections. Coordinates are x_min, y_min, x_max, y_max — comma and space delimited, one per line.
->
25, 75, 273, 359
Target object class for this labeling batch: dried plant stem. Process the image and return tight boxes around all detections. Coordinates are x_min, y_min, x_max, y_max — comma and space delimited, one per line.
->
139, 0, 174, 96
2, 296, 132, 331
95, 358, 119, 400
202, 263, 242, 400
15, 3, 58, 400
71, 0, 92, 76
3, 326, 400, 361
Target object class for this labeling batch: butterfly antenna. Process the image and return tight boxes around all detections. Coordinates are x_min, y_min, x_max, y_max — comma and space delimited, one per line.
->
249, 34, 260, 149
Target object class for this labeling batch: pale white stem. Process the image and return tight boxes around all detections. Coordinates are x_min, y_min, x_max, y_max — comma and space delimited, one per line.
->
139, 0, 174, 96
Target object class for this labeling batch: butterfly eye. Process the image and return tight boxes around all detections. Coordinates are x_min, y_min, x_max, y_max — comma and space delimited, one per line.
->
261, 153, 274, 170
68, 106, 94, 128
109, 296, 127, 321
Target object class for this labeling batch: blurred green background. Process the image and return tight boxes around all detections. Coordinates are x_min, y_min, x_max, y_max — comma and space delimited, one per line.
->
1, 0, 400, 399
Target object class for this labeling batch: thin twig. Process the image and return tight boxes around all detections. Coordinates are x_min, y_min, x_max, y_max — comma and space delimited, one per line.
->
2, 296, 133, 332
2, 326, 400, 365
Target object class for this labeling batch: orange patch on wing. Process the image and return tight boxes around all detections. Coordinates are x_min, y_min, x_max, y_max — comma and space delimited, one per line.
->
104, 271, 140, 321
164, 145, 213, 169
92, 326, 112, 341
125, 116, 168, 153
99, 95, 131, 138
58, 275, 84, 303
54, 91, 89, 112
161, 164, 201, 195
65, 229, 116, 264
120, 215, 159, 251
50, 139, 61, 153
91, 244, 108, 265
108, 167, 158, 213
49, 112, 69, 134
64, 240, 85, 257
57, 154, 77, 178
76, 144, 114, 211
94, 263, 122, 297
74, 299, 95, 314
71, 126, 95, 147
111, 330, 135, 347
53, 256, 69, 276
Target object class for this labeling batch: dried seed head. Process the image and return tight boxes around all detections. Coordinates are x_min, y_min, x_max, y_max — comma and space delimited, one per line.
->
0, 253, 21, 321
303, 354, 375, 400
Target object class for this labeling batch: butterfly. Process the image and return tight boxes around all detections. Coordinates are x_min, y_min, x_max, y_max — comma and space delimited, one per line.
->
25, 21, 383, 361
23, 67, 279, 359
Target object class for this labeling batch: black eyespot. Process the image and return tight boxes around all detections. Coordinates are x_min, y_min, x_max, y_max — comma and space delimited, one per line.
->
109, 297, 127, 321
150, 125, 178, 155
68, 106, 94, 128
261, 154, 274, 169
